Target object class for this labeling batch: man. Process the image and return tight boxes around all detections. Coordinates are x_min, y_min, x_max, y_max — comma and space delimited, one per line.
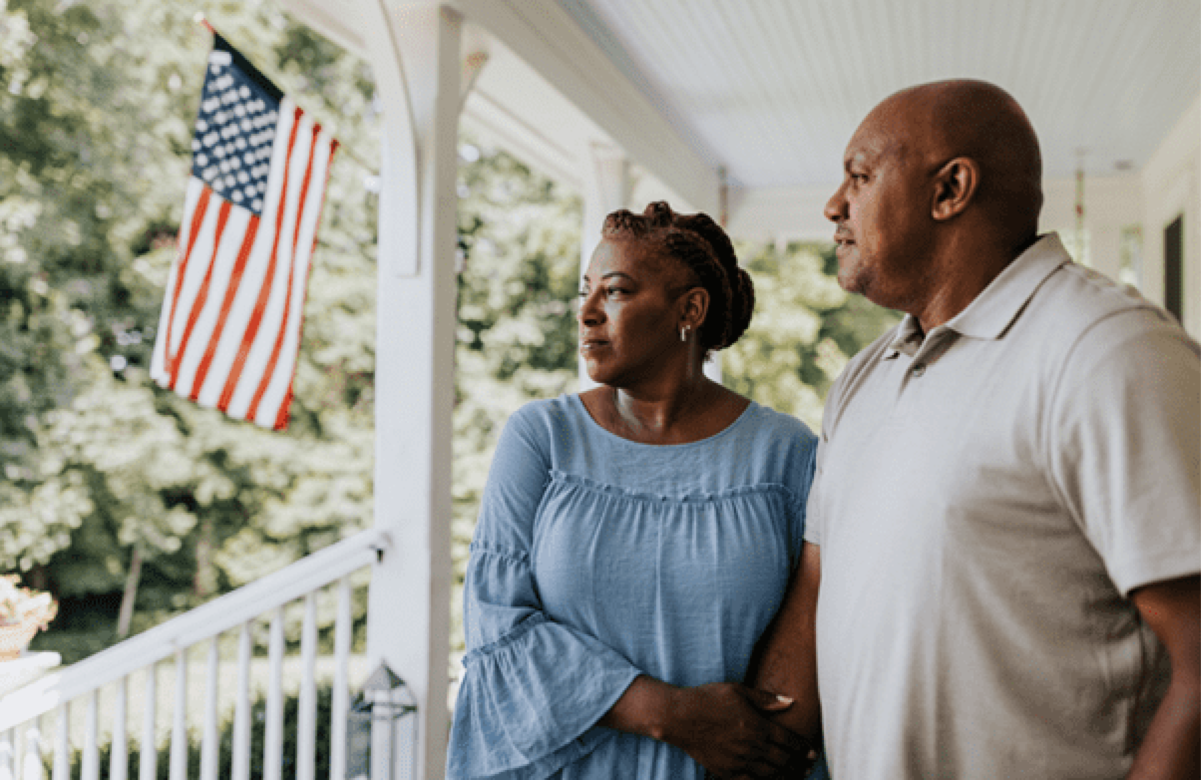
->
752, 79, 1200, 779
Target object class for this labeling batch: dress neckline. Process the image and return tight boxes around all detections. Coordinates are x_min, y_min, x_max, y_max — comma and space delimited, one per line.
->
568, 393, 758, 450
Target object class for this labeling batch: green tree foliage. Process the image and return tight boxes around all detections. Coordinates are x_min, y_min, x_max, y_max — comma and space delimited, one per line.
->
1, 0, 379, 657
726, 242, 900, 431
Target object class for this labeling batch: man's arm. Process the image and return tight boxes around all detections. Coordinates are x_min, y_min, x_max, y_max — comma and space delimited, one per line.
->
747, 541, 823, 743
1126, 574, 1200, 780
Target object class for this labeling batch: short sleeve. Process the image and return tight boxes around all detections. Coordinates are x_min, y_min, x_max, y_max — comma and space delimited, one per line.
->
1046, 310, 1201, 595
803, 419, 831, 548
447, 405, 642, 779
792, 431, 818, 560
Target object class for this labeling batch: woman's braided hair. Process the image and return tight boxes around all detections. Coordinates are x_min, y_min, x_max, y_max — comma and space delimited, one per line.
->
601, 201, 755, 353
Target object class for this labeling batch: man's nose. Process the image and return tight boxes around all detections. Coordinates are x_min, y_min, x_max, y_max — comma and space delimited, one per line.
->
824, 182, 848, 222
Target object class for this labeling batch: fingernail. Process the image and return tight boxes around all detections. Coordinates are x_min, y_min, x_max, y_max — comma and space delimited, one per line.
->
777, 695, 794, 704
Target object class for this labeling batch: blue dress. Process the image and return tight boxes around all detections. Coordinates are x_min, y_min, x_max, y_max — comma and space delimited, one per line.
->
447, 394, 819, 779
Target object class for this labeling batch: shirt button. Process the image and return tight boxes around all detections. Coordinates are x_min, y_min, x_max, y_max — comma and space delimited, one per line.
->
912, 363, 926, 377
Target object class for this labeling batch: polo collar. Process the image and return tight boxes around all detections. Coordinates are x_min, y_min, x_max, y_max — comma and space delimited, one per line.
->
885, 233, 1070, 357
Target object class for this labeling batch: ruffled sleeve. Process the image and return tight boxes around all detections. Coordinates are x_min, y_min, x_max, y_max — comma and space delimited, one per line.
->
447, 404, 643, 779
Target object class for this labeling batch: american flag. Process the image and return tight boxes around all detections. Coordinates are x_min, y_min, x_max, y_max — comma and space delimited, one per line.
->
150, 33, 338, 430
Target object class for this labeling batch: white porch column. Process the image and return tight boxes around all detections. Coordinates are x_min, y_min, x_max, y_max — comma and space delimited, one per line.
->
366, 3, 461, 778
578, 143, 632, 390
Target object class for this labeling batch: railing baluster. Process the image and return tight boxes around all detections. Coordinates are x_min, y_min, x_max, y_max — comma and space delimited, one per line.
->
297, 593, 318, 780
1, 728, 14, 780
231, 621, 252, 780
169, 647, 188, 780
20, 716, 42, 780
51, 704, 68, 780
111, 675, 129, 780
81, 689, 99, 780
199, 637, 220, 780
0, 532, 386, 780
0, 528, 386, 742
263, 606, 285, 780
139, 662, 158, 780
330, 577, 352, 780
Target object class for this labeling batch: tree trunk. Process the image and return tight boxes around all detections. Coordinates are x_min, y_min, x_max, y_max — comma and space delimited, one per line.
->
116, 546, 142, 639
194, 519, 215, 598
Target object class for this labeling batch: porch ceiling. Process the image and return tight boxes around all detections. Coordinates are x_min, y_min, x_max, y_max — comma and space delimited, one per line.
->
286, 0, 1198, 235
556, 0, 1200, 187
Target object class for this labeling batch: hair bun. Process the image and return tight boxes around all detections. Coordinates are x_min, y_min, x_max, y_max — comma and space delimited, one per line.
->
675, 212, 754, 350
723, 266, 755, 348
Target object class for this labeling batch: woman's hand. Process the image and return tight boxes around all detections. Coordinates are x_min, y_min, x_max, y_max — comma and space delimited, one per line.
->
601, 676, 810, 777
659, 682, 809, 779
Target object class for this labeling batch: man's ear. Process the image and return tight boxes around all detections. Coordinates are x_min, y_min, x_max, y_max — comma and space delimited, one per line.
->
931, 157, 979, 221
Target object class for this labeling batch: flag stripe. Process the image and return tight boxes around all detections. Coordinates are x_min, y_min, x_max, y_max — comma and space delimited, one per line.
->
247, 120, 321, 423
254, 121, 334, 427
216, 102, 303, 418
218, 105, 303, 414
170, 199, 233, 390
150, 179, 204, 382
239, 107, 311, 421
163, 186, 212, 381
273, 134, 340, 431
173, 205, 251, 399
165, 197, 226, 393
188, 215, 261, 401
243, 104, 319, 422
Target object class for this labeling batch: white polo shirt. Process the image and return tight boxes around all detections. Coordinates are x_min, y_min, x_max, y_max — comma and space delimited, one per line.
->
806, 233, 1200, 779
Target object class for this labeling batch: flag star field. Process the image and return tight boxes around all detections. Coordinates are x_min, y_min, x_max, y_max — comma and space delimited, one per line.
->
191, 51, 278, 215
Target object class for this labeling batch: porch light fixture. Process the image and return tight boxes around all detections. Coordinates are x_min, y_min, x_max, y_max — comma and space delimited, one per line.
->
347, 662, 417, 780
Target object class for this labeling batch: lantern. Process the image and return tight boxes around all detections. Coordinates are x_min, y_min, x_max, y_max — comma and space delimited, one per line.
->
347, 662, 417, 780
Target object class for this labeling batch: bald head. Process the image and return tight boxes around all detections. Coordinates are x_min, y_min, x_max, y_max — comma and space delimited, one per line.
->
866, 79, 1044, 247
825, 79, 1047, 325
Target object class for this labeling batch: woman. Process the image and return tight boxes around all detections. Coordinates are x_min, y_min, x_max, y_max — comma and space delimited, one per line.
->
447, 202, 819, 778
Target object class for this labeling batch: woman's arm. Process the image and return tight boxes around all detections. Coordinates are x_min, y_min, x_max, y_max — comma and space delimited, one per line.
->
448, 408, 645, 777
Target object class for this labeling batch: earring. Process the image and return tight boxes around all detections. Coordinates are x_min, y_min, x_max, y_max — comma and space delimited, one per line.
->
680, 326, 689, 342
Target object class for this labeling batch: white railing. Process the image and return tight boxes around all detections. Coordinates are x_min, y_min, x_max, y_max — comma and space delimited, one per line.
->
0, 528, 390, 780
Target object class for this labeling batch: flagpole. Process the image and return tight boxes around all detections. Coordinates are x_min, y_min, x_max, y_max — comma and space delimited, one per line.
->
191, 12, 376, 177
193, 11, 215, 36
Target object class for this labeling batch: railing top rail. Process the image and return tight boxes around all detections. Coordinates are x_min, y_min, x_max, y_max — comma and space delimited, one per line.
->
0, 527, 390, 730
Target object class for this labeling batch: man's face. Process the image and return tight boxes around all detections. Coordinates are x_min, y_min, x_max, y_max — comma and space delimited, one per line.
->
823, 104, 936, 311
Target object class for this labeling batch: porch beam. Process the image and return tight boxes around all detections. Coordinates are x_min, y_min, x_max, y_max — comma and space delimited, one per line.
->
449, 0, 721, 215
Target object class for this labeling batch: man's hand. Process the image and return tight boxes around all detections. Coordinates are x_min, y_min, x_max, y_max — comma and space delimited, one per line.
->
1126, 574, 1199, 780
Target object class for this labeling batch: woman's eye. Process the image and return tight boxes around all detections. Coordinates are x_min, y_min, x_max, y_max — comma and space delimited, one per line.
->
606, 287, 626, 296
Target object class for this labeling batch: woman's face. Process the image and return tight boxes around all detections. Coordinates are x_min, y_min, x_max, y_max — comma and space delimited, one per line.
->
578, 237, 688, 388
